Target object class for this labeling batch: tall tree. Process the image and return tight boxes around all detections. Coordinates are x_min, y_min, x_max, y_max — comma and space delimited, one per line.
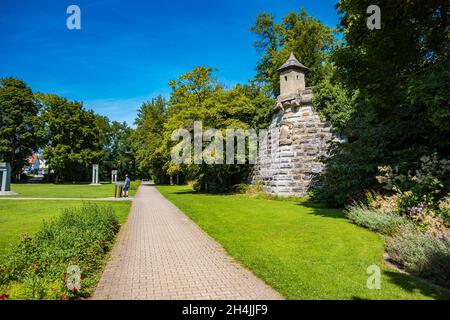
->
0, 77, 43, 181
102, 120, 135, 180
161, 67, 274, 192
314, 0, 450, 205
131, 96, 168, 182
38, 94, 103, 183
250, 8, 335, 96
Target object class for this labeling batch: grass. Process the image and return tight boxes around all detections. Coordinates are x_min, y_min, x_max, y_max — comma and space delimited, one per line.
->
8, 181, 139, 198
0, 200, 131, 262
156, 185, 450, 300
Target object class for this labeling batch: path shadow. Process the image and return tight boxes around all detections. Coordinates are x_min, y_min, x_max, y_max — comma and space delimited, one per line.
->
383, 270, 449, 300
155, 185, 236, 196
296, 201, 346, 219
172, 190, 202, 195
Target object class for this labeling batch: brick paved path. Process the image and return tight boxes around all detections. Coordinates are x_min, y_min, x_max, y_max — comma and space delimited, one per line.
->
93, 183, 282, 300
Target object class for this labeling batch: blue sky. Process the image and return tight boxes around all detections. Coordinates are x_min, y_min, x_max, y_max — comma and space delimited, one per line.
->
0, 0, 339, 125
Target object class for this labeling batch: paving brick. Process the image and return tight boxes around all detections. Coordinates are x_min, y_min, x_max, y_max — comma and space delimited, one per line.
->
92, 183, 282, 300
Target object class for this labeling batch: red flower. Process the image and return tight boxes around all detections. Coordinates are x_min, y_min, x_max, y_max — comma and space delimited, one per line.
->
0, 294, 9, 300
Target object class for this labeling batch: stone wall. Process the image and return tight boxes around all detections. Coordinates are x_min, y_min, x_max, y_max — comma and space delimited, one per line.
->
250, 88, 340, 196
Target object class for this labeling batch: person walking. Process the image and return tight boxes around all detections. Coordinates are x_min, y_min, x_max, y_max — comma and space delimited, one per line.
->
123, 174, 131, 198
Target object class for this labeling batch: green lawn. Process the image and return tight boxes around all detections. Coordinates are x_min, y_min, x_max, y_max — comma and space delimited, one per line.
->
8, 182, 139, 198
0, 200, 131, 262
156, 185, 450, 300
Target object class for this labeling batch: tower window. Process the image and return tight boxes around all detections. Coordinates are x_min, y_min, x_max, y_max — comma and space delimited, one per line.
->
284, 76, 288, 81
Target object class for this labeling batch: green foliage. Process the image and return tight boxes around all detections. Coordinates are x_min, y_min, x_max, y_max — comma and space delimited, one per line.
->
132, 66, 274, 192
1, 76, 136, 184
99, 119, 135, 180
313, 0, 450, 206
131, 96, 168, 182
310, 119, 383, 206
250, 8, 335, 96
386, 226, 450, 288
37, 94, 104, 182
312, 71, 356, 133
0, 77, 44, 181
345, 202, 411, 236
346, 201, 450, 288
376, 154, 450, 213
191, 84, 272, 192
0, 203, 120, 299
407, 58, 450, 133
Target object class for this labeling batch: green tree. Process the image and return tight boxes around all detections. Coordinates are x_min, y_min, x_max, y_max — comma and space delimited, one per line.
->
250, 8, 335, 96
161, 67, 274, 192
131, 96, 168, 182
312, 64, 356, 133
99, 118, 135, 181
38, 94, 103, 183
314, 0, 450, 206
0, 77, 44, 181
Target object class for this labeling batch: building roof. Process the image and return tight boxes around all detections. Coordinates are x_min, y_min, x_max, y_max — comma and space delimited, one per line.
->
27, 154, 38, 165
278, 52, 308, 72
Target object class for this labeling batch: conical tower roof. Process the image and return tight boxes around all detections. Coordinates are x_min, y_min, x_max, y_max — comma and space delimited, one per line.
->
278, 52, 308, 72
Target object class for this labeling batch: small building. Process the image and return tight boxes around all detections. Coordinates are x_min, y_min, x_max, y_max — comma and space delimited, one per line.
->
25, 153, 48, 176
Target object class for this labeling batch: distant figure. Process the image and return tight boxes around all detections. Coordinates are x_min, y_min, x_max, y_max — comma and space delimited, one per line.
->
123, 174, 131, 198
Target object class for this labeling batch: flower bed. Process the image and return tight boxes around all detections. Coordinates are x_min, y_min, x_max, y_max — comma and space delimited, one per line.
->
0, 204, 120, 299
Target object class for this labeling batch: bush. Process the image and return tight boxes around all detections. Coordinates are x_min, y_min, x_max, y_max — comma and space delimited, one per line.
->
376, 154, 450, 214
386, 226, 450, 288
232, 183, 250, 194
366, 192, 399, 214
130, 180, 142, 191
0, 203, 120, 299
232, 181, 263, 195
232, 181, 289, 201
405, 202, 450, 241
345, 202, 411, 235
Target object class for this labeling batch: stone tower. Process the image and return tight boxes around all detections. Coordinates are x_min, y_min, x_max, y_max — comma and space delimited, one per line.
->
250, 53, 339, 196
278, 52, 307, 97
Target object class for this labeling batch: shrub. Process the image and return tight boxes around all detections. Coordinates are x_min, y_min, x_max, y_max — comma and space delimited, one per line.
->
130, 180, 141, 191
233, 181, 263, 195
386, 226, 450, 288
232, 183, 250, 194
438, 195, 450, 224
406, 202, 450, 241
0, 203, 120, 299
376, 154, 450, 214
439, 195, 450, 211
345, 202, 411, 235
232, 181, 295, 201
366, 192, 399, 214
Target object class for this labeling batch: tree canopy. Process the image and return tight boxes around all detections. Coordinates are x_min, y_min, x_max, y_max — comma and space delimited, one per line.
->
250, 8, 335, 96
37, 93, 104, 182
312, 0, 450, 205
131, 67, 274, 191
131, 96, 168, 183
0, 78, 44, 181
